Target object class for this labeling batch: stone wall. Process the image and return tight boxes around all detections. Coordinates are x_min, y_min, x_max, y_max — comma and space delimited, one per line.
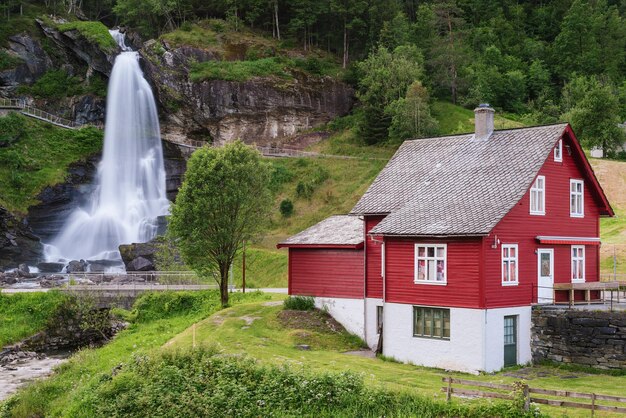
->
531, 308, 626, 370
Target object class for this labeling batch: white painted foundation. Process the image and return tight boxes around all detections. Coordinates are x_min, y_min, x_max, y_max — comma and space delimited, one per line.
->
314, 297, 364, 339
383, 303, 531, 373
365, 298, 383, 349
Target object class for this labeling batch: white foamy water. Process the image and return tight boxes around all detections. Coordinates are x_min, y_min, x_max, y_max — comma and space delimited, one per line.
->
45, 30, 169, 263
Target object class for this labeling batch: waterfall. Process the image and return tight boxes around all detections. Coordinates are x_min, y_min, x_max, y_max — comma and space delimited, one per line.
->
45, 30, 169, 266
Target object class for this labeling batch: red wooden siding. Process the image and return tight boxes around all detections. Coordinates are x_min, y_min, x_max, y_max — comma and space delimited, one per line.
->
384, 238, 482, 308
288, 248, 364, 299
365, 215, 385, 298
484, 131, 601, 308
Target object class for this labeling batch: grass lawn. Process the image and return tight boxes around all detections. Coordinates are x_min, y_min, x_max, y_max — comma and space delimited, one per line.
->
1, 291, 280, 417
0, 292, 69, 348
167, 301, 626, 417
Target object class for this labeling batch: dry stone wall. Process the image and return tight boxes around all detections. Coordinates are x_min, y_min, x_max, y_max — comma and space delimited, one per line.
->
531, 308, 626, 370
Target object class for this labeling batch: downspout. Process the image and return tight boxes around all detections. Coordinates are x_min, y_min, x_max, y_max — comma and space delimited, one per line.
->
481, 235, 488, 372
361, 216, 367, 343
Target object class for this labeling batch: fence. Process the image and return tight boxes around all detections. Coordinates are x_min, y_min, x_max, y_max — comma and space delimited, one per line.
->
0, 98, 93, 129
442, 377, 626, 415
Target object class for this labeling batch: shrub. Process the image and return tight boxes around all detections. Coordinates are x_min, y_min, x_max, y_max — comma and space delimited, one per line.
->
20, 69, 83, 99
0, 50, 22, 71
279, 199, 294, 217
268, 164, 294, 192
295, 181, 314, 199
283, 295, 315, 311
180, 21, 193, 32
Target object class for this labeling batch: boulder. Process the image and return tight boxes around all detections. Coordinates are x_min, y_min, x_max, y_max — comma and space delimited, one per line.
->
39, 275, 66, 288
119, 240, 159, 270
0, 272, 18, 286
66, 260, 87, 273
37, 262, 65, 273
17, 263, 30, 276
128, 256, 154, 272
87, 262, 106, 273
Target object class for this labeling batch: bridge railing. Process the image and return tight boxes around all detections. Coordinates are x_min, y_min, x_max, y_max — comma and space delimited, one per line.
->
0, 98, 25, 109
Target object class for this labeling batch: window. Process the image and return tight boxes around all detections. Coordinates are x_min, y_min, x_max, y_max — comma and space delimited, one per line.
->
554, 139, 563, 162
502, 244, 518, 286
414, 244, 447, 284
376, 306, 383, 334
530, 176, 545, 215
571, 245, 585, 282
413, 307, 450, 339
570, 180, 584, 217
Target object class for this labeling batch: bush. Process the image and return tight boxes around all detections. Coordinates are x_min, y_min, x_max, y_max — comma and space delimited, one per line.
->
268, 164, 294, 192
295, 181, 314, 199
20, 69, 83, 99
0, 50, 22, 71
279, 199, 294, 217
283, 295, 315, 311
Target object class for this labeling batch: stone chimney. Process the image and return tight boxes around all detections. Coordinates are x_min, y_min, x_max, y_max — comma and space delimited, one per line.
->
474, 103, 495, 140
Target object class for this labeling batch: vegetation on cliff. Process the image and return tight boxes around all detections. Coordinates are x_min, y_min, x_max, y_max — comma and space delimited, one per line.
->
56, 20, 118, 52
0, 113, 102, 215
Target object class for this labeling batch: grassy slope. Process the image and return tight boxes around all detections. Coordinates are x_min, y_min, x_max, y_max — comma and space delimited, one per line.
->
590, 158, 626, 274
168, 302, 626, 417
0, 292, 69, 347
0, 113, 103, 215
1, 291, 278, 417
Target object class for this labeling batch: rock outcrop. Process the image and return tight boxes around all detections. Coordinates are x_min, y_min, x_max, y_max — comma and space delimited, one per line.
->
0, 34, 53, 90
0, 207, 42, 270
141, 42, 354, 145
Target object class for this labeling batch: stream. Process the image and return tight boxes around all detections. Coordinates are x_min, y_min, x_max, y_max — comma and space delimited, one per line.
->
0, 353, 69, 401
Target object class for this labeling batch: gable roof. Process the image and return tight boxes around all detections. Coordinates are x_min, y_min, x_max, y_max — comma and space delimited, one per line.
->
351, 123, 611, 237
277, 215, 364, 248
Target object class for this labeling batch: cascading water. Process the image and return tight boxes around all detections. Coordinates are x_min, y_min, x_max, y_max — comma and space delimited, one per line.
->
45, 30, 169, 267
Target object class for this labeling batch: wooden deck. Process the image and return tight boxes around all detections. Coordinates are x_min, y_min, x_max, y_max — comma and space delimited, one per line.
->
553, 281, 626, 306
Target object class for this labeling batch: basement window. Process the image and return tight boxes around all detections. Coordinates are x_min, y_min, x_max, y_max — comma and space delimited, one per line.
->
414, 244, 447, 285
570, 179, 584, 217
501, 244, 519, 286
554, 139, 563, 162
571, 245, 585, 282
413, 306, 450, 339
530, 175, 545, 215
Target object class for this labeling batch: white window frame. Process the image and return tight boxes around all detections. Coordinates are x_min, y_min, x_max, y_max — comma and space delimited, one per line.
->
571, 245, 585, 283
530, 175, 545, 215
570, 179, 584, 218
414, 244, 447, 285
501, 244, 519, 286
554, 139, 563, 162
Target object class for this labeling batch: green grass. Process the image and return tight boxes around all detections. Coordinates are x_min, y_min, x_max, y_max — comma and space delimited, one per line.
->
190, 57, 291, 82
160, 22, 219, 49
0, 50, 22, 71
432, 101, 525, 135
167, 302, 626, 418
232, 247, 287, 288
57, 20, 117, 52
1, 291, 277, 417
0, 113, 103, 215
0, 291, 69, 348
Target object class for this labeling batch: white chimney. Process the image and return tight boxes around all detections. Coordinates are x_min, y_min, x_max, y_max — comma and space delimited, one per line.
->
474, 103, 495, 140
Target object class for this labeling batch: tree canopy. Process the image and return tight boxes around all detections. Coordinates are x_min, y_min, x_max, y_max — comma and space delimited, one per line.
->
168, 142, 272, 306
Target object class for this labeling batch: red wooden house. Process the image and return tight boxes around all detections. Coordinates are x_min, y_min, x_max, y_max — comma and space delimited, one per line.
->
279, 105, 613, 373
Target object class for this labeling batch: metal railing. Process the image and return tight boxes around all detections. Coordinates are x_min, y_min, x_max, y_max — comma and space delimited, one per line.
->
0, 98, 100, 130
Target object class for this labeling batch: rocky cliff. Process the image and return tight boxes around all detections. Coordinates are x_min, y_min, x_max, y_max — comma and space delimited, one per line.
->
141, 42, 354, 145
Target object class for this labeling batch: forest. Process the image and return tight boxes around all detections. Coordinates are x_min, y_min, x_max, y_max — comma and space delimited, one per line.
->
1, 0, 626, 149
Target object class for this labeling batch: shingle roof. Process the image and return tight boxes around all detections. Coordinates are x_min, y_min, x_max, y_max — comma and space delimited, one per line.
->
278, 215, 363, 246
351, 124, 569, 236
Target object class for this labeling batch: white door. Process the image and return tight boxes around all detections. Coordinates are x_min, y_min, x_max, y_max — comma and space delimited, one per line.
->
537, 249, 554, 304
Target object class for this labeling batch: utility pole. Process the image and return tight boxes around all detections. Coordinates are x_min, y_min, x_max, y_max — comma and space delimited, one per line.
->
242, 240, 246, 293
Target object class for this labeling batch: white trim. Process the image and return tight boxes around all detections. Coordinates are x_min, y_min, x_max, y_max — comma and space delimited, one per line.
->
570, 179, 584, 218
571, 245, 585, 283
537, 248, 554, 304
536, 236, 600, 243
530, 175, 545, 215
501, 244, 519, 286
554, 139, 563, 162
414, 244, 447, 285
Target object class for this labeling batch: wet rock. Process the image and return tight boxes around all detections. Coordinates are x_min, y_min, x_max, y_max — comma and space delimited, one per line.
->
87, 262, 106, 273
73, 94, 106, 126
0, 272, 18, 286
37, 262, 65, 273
17, 263, 30, 276
0, 207, 43, 270
66, 260, 87, 273
39, 275, 66, 288
128, 256, 154, 272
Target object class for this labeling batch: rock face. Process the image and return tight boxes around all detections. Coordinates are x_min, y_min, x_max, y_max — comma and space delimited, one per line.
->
0, 207, 42, 270
532, 308, 626, 370
0, 34, 53, 90
141, 43, 354, 145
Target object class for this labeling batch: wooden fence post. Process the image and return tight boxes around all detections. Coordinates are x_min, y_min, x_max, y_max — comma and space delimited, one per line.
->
523, 383, 530, 412
446, 377, 451, 402
591, 392, 596, 417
